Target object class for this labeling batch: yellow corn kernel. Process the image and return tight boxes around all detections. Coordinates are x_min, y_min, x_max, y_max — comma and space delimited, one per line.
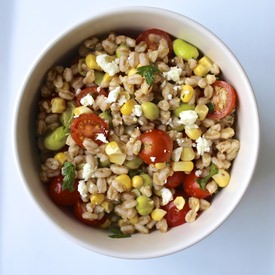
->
51, 97, 66, 113
105, 141, 122, 155
155, 162, 166, 169
90, 193, 105, 205
173, 196, 185, 210
195, 104, 209, 120
101, 200, 114, 213
172, 161, 194, 172
100, 218, 111, 229
181, 147, 195, 161
212, 169, 230, 187
198, 56, 213, 69
129, 215, 139, 225
127, 68, 137, 76
115, 175, 132, 192
109, 154, 126, 165
120, 98, 136, 115
73, 106, 93, 116
151, 209, 167, 221
185, 127, 202, 140
193, 64, 209, 77
54, 152, 67, 165
180, 85, 194, 103
132, 175, 144, 189
102, 73, 113, 84
85, 54, 102, 71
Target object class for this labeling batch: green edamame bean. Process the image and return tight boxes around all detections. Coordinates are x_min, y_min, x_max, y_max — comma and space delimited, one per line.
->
141, 102, 159, 121
60, 101, 75, 127
136, 195, 154, 216
44, 126, 68, 151
94, 71, 104, 86
125, 157, 143, 169
173, 103, 195, 117
99, 110, 112, 126
116, 43, 130, 58
173, 38, 199, 60
140, 173, 153, 187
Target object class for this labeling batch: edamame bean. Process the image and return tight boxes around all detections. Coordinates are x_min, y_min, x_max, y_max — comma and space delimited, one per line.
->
60, 101, 75, 127
173, 38, 199, 60
99, 111, 112, 126
136, 195, 154, 216
173, 103, 195, 117
125, 157, 143, 169
140, 173, 153, 187
94, 71, 104, 85
141, 102, 159, 121
44, 126, 68, 151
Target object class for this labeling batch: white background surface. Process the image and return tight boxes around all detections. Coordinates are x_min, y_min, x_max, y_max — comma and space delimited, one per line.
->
1, 0, 275, 274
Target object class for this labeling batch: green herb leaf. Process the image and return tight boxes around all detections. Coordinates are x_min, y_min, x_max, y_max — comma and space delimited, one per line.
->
196, 163, 218, 191
61, 161, 76, 192
108, 227, 131, 238
136, 64, 161, 86
207, 102, 215, 113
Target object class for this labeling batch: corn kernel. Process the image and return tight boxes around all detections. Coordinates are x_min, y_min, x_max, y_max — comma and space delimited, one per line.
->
102, 73, 113, 84
51, 97, 66, 113
181, 147, 195, 161
185, 127, 202, 140
105, 141, 122, 155
193, 64, 209, 77
172, 161, 194, 172
212, 169, 230, 187
101, 200, 114, 213
90, 193, 105, 205
151, 209, 167, 221
180, 85, 194, 103
120, 98, 136, 116
127, 68, 137, 76
85, 54, 102, 71
54, 152, 67, 165
132, 175, 144, 188
198, 56, 213, 68
129, 215, 139, 225
195, 104, 209, 120
73, 106, 93, 116
115, 175, 132, 191
155, 162, 166, 169
109, 154, 126, 165
173, 196, 185, 210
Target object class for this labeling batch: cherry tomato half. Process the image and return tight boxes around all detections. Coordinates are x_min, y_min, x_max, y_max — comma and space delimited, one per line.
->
182, 171, 211, 199
163, 195, 191, 228
73, 200, 107, 227
165, 171, 186, 189
70, 113, 108, 147
136, 29, 173, 56
48, 175, 80, 206
75, 86, 107, 107
139, 129, 173, 164
207, 80, 237, 120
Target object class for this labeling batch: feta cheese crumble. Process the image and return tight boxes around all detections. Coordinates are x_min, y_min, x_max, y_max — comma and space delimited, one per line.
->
160, 188, 173, 206
82, 163, 94, 181
96, 133, 108, 143
78, 180, 88, 199
132, 105, 143, 117
163, 66, 182, 82
80, 93, 94, 106
178, 110, 198, 126
96, 54, 120, 76
196, 137, 212, 156
106, 86, 121, 103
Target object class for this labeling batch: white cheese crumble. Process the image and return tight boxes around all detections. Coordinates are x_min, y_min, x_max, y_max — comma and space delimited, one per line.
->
196, 137, 212, 156
118, 95, 127, 106
80, 93, 94, 106
178, 110, 198, 126
106, 86, 121, 103
172, 147, 183, 161
150, 156, 156, 162
95, 133, 108, 143
132, 105, 143, 117
82, 163, 94, 181
195, 170, 202, 177
96, 54, 120, 76
160, 187, 173, 206
167, 94, 173, 100
78, 180, 88, 198
163, 66, 182, 82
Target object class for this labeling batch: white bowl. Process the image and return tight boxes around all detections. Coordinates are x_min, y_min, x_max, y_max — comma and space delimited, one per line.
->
13, 6, 260, 259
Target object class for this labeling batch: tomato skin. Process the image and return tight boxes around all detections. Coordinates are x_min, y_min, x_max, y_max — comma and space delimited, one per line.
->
165, 171, 186, 189
136, 29, 173, 56
139, 129, 173, 164
207, 80, 237, 120
75, 86, 107, 107
70, 113, 108, 147
48, 175, 80, 206
163, 197, 191, 227
182, 171, 211, 199
73, 200, 107, 227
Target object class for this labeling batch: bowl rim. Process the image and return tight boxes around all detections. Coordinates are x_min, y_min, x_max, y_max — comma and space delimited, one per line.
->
12, 6, 260, 259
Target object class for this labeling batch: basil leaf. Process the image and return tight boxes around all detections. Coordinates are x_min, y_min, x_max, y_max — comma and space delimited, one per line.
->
196, 163, 218, 191
136, 64, 160, 86
61, 161, 76, 192
108, 227, 131, 238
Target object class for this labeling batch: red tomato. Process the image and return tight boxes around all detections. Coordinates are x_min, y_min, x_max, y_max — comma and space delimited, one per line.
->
136, 29, 173, 56
163, 197, 191, 228
139, 129, 173, 164
73, 200, 107, 227
75, 86, 107, 107
48, 175, 80, 206
165, 171, 186, 189
70, 113, 108, 147
182, 171, 211, 199
207, 80, 237, 120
